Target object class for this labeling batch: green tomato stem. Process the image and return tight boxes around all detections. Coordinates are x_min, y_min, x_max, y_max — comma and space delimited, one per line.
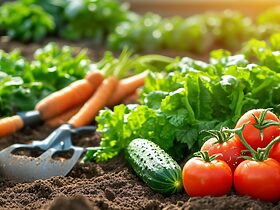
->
203, 127, 232, 144
193, 151, 221, 162
252, 109, 280, 142
232, 124, 257, 158
230, 124, 280, 161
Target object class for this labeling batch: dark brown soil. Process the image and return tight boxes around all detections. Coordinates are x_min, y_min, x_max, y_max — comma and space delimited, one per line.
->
0, 38, 280, 210
0, 125, 279, 210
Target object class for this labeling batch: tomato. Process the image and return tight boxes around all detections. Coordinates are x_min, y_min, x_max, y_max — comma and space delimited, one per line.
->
235, 109, 280, 150
234, 158, 280, 202
182, 156, 232, 197
201, 136, 245, 171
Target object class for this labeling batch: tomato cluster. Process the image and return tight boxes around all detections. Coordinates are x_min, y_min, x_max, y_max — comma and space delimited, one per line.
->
182, 109, 280, 202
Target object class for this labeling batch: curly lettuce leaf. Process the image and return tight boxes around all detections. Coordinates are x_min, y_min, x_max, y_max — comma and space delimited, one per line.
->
86, 54, 280, 162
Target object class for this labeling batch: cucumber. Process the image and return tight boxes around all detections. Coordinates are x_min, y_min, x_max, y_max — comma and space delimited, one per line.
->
126, 138, 183, 195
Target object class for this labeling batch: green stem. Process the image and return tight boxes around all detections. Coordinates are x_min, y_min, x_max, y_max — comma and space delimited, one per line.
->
228, 124, 257, 158
253, 109, 280, 130
136, 54, 175, 64
203, 128, 232, 144
252, 109, 280, 143
251, 79, 271, 95
81, 146, 102, 163
233, 87, 245, 121
182, 88, 196, 122
193, 151, 221, 162
98, 50, 175, 80
226, 124, 280, 161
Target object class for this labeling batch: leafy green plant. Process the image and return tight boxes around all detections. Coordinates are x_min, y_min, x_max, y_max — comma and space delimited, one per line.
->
60, 0, 130, 42
87, 52, 280, 162
108, 11, 255, 53
1, 0, 280, 55
0, 43, 91, 115
0, 1, 55, 41
31, 42, 91, 90
108, 13, 164, 52
22, 0, 68, 28
204, 11, 254, 50
164, 15, 210, 53
0, 50, 34, 114
242, 33, 280, 73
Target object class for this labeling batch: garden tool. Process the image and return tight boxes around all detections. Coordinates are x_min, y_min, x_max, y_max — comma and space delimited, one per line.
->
0, 124, 96, 182
0, 76, 116, 183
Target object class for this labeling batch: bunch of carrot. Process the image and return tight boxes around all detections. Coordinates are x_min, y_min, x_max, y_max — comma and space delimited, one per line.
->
0, 68, 146, 136
40, 50, 174, 128
44, 70, 147, 128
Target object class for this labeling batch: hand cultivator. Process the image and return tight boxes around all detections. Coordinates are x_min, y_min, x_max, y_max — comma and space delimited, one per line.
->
0, 124, 96, 182
0, 72, 117, 182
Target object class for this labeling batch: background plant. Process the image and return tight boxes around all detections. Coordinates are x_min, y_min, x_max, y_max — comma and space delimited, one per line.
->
0, 1, 55, 41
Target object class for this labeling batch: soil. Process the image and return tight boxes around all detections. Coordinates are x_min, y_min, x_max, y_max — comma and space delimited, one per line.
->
0, 38, 280, 210
0, 125, 279, 210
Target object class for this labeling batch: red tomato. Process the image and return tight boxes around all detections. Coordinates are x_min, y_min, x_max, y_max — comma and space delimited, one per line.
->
201, 136, 245, 171
182, 157, 232, 197
235, 109, 280, 150
234, 158, 280, 202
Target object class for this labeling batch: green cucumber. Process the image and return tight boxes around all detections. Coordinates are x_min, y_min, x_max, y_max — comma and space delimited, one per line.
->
126, 138, 183, 195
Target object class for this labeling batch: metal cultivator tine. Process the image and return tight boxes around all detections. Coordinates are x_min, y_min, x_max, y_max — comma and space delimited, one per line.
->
0, 124, 96, 182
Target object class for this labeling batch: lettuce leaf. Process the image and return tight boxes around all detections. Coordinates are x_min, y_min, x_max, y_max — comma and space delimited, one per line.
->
87, 53, 280, 162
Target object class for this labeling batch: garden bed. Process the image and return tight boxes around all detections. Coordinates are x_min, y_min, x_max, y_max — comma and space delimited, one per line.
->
0, 125, 279, 210
0, 38, 280, 210
1, 0, 280, 207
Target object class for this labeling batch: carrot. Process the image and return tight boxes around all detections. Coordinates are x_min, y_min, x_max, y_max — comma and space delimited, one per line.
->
69, 76, 118, 128
45, 105, 81, 128
0, 116, 24, 137
35, 70, 104, 120
106, 71, 147, 107
85, 69, 103, 84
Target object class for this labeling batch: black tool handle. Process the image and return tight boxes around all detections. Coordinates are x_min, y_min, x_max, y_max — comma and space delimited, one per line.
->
71, 126, 97, 135
17, 110, 42, 127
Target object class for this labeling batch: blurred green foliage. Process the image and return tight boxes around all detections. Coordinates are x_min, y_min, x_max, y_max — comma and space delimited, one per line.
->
1, 1, 280, 53
0, 1, 54, 41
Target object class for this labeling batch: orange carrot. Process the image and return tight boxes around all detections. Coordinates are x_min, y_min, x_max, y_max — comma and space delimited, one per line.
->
45, 105, 82, 128
85, 69, 102, 84
69, 76, 118, 128
35, 70, 104, 120
106, 71, 147, 107
0, 116, 24, 137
